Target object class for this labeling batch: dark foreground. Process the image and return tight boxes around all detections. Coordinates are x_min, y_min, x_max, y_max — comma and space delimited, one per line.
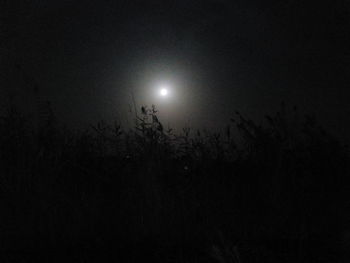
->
0, 105, 348, 262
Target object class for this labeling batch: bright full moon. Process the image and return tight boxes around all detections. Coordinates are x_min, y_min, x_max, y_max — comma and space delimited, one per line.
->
160, 88, 168, 96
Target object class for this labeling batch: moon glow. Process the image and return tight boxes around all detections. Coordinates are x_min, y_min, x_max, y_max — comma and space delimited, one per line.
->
160, 88, 168, 96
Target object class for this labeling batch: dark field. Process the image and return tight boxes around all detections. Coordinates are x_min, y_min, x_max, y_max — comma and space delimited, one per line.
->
0, 104, 348, 262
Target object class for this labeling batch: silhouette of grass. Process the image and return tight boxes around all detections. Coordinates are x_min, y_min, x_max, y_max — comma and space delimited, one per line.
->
0, 102, 348, 262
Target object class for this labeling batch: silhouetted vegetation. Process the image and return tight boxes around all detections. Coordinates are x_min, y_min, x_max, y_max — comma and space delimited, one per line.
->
0, 103, 348, 262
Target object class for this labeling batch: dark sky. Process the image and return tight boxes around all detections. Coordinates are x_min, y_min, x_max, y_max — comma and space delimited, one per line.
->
1, 0, 349, 140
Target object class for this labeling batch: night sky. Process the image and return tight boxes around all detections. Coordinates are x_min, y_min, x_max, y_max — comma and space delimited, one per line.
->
1, 0, 349, 140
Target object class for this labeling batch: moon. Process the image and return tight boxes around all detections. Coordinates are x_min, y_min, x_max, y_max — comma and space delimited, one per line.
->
160, 87, 168, 96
